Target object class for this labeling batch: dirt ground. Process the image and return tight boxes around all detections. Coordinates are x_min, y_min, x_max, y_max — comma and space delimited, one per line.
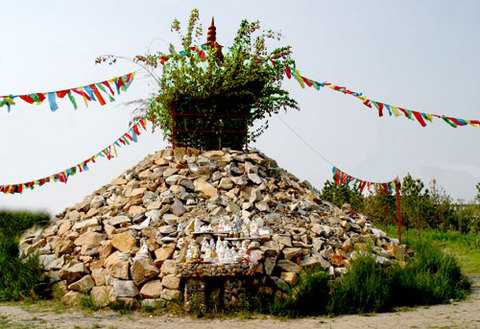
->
1, 277, 479, 329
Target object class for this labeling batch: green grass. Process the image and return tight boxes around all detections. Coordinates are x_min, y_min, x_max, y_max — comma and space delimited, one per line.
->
270, 241, 470, 316
0, 210, 50, 302
386, 226, 480, 274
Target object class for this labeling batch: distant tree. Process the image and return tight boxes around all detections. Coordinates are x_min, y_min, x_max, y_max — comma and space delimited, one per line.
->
320, 179, 364, 211
363, 185, 396, 231
476, 183, 480, 204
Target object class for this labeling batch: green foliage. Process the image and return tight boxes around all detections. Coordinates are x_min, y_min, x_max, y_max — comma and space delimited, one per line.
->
476, 183, 480, 203
270, 243, 469, 316
0, 210, 49, 238
386, 225, 480, 274
320, 175, 480, 234
320, 180, 365, 210
391, 241, 470, 305
0, 210, 50, 301
138, 9, 298, 149
80, 295, 99, 311
328, 256, 393, 314
271, 266, 330, 316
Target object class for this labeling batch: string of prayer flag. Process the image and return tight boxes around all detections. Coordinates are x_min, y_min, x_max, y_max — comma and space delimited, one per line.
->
332, 167, 398, 194
0, 72, 136, 112
287, 65, 480, 129
0, 118, 148, 194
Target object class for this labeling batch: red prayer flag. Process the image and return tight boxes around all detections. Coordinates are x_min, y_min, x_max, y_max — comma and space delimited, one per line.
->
412, 111, 427, 127
363, 99, 372, 108
301, 77, 313, 87
72, 88, 91, 101
102, 81, 115, 95
375, 102, 384, 117
56, 90, 69, 98
89, 84, 106, 105
19, 95, 35, 104
36, 93, 46, 102
285, 66, 292, 79
132, 123, 141, 136
139, 118, 146, 130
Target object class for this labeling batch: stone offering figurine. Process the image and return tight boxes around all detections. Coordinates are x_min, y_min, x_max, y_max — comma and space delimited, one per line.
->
216, 238, 225, 262
201, 237, 209, 253
191, 241, 200, 260
186, 243, 193, 262
240, 240, 249, 258
203, 244, 213, 262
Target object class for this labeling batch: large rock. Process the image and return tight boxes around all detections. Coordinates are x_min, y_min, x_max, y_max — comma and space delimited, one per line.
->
111, 231, 137, 253
72, 218, 98, 231
161, 288, 181, 301
91, 286, 113, 307
68, 275, 94, 293
92, 268, 108, 286
131, 259, 159, 285
111, 280, 138, 298
74, 231, 105, 250
276, 259, 301, 273
161, 275, 180, 290
140, 280, 163, 298
154, 244, 176, 263
194, 179, 218, 198
105, 251, 130, 279
59, 263, 86, 283
62, 291, 82, 306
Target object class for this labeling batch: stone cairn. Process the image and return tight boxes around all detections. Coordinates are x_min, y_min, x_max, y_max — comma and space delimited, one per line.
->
20, 148, 403, 311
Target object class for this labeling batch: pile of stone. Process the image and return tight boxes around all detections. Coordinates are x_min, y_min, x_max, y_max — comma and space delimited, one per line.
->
20, 147, 403, 309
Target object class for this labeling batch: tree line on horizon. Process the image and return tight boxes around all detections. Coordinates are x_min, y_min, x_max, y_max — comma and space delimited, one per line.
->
320, 174, 480, 234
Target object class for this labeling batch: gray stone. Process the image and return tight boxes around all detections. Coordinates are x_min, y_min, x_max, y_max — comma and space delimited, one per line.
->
158, 225, 175, 235
72, 218, 99, 231
112, 280, 138, 298
276, 259, 301, 273
109, 215, 130, 226
171, 199, 186, 217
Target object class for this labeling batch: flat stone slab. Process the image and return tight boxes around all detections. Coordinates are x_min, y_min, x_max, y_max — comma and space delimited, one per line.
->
177, 262, 261, 278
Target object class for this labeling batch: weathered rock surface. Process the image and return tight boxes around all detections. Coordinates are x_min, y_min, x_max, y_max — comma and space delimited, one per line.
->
21, 147, 402, 308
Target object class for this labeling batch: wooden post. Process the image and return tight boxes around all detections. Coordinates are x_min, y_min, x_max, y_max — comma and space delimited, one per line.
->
395, 179, 402, 243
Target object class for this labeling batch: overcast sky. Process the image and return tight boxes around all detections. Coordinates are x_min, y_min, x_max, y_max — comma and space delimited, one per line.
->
1, 0, 479, 214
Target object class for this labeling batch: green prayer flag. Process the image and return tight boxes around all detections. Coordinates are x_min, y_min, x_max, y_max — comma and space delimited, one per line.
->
67, 91, 78, 109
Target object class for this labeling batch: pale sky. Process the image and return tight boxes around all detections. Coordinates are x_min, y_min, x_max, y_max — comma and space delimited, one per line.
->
1, 0, 479, 214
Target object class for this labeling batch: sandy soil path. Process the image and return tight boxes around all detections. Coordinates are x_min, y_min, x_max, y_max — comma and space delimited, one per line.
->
1, 277, 479, 329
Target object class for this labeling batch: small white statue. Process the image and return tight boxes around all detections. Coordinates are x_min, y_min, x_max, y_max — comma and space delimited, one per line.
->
200, 237, 209, 253
240, 240, 249, 257
191, 241, 200, 260
186, 243, 193, 262
216, 238, 225, 263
